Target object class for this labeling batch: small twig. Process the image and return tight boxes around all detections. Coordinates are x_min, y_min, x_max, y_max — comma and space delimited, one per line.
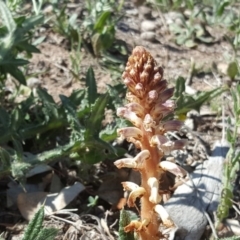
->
49, 215, 89, 229
109, 219, 118, 229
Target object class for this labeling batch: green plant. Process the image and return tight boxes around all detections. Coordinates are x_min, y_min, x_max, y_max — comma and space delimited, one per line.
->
154, 0, 195, 12
0, 1, 44, 85
114, 46, 188, 239
217, 84, 240, 223
53, 6, 80, 43
173, 76, 227, 119
168, 12, 215, 48
87, 195, 99, 207
0, 67, 125, 180
118, 209, 134, 240
22, 206, 58, 240
69, 37, 82, 80
82, 0, 124, 56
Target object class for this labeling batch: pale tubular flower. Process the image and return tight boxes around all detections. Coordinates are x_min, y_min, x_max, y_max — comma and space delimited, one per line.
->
158, 88, 174, 103
125, 102, 145, 118
150, 135, 174, 154
150, 100, 175, 119
126, 92, 141, 104
114, 157, 138, 169
154, 205, 175, 228
127, 137, 142, 149
135, 83, 145, 98
140, 71, 149, 85
147, 177, 162, 204
117, 127, 143, 141
123, 77, 136, 93
150, 135, 187, 154
150, 135, 168, 147
147, 90, 158, 105
117, 107, 142, 128
143, 114, 156, 132
114, 150, 150, 169
159, 161, 188, 178
161, 120, 183, 132
161, 139, 187, 154
128, 186, 146, 207
124, 219, 150, 232
154, 80, 167, 94
122, 181, 139, 191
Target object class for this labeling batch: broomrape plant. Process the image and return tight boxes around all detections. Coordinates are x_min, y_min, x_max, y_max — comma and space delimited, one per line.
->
114, 46, 188, 240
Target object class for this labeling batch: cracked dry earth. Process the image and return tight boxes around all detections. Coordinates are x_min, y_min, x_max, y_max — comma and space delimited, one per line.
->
2, 0, 240, 239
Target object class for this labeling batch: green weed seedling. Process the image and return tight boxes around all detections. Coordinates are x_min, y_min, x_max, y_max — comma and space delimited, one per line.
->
0, 1, 44, 85
22, 206, 58, 240
87, 195, 99, 208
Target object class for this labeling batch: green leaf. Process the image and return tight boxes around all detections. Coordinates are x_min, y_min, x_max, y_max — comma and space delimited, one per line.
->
4, 65, 26, 85
0, 58, 29, 66
100, 125, 117, 142
0, 147, 11, 171
0, 1, 16, 32
88, 93, 109, 130
118, 209, 134, 240
185, 39, 197, 48
35, 228, 58, 240
94, 11, 111, 32
68, 89, 86, 106
37, 88, 59, 121
197, 36, 215, 43
216, 1, 230, 17
227, 61, 238, 80
22, 206, 44, 240
60, 94, 82, 131
17, 14, 44, 36
91, 32, 101, 56
82, 137, 116, 163
226, 127, 233, 143
231, 88, 239, 117
17, 41, 40, 54
175, 77, 227, 116
86, 67, 98, 104
174, 77, 185, 99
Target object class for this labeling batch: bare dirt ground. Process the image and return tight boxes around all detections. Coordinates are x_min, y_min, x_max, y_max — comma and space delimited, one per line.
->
1, 0, 240, 239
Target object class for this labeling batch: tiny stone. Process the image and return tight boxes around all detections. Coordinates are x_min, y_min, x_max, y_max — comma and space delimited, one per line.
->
43, 4, 53, 14
138, 6, 152, 19
27, 77, 42, 89
141, 20, 156, 32
140, 31, 156, 42
184, 118, 194, 130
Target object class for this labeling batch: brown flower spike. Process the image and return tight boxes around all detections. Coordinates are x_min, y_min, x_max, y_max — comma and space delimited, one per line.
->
114, 46, 187, 239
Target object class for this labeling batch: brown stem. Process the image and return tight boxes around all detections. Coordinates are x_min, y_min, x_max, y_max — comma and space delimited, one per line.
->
139, 129, 162, 239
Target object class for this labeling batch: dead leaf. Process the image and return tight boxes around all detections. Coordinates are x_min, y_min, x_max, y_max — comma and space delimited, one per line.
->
26, 164, 52, 178
17, 182, 85, 221
17, 192, 48, 220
